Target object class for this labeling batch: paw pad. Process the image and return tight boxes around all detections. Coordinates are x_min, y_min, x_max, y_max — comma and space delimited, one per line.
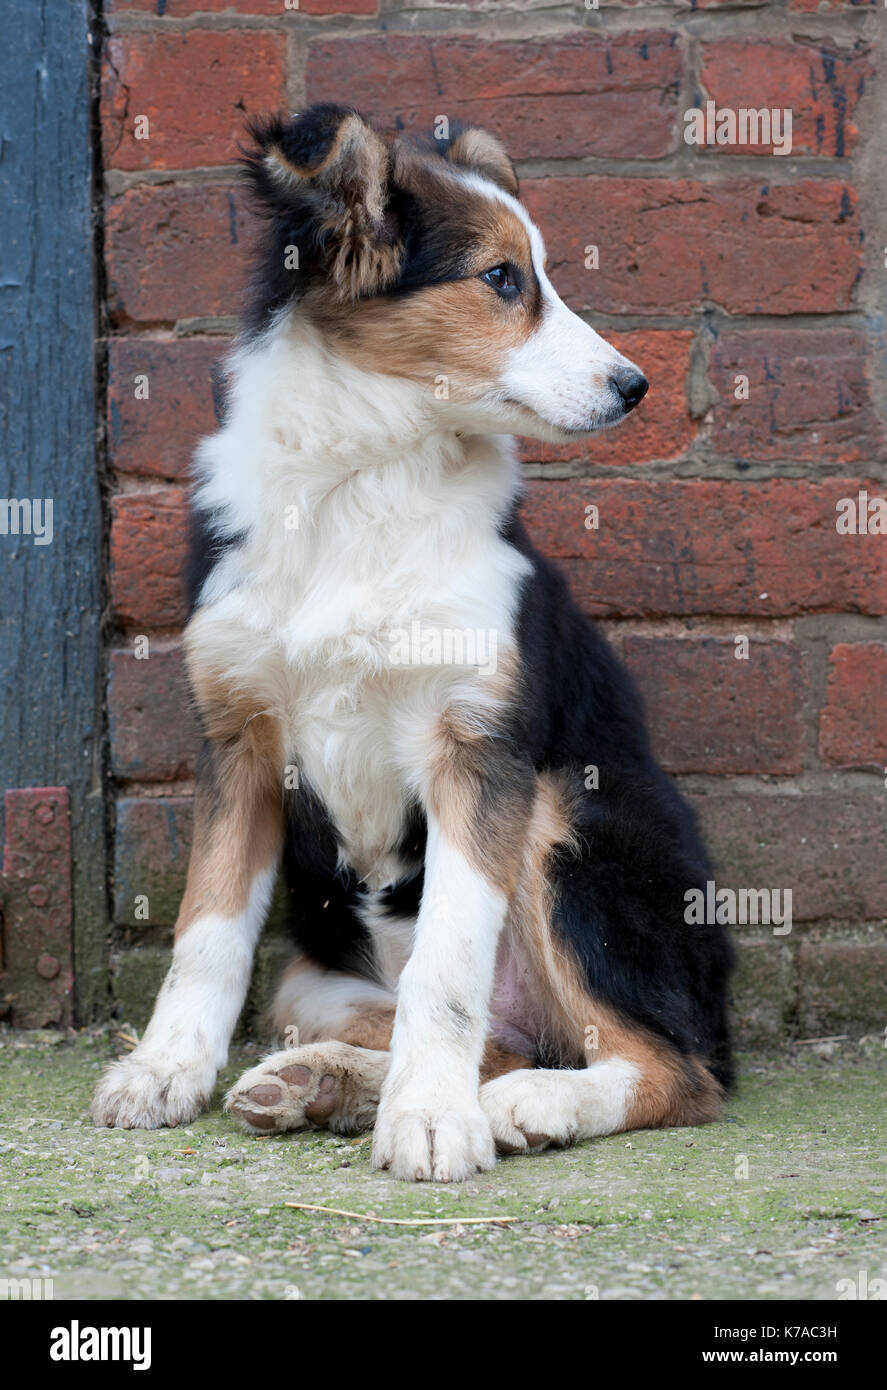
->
226, 1054, 341, 1135
304, 1074, 337, 1122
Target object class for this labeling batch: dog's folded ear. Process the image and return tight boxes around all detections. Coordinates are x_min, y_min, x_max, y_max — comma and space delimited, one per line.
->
444, 127, 519, 198
243, 105, 402, 300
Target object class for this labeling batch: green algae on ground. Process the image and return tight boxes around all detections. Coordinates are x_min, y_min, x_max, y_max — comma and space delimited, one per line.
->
0, 1030, 884, 1300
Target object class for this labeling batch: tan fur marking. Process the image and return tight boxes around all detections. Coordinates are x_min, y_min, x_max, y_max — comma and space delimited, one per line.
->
312, 195, 538, 387
427, 663, 531, 897
316, 277, 531, 389
175, 666, 283, 937
337, 1006, 396, 1052
507, 773, 584, 1063
511, 776, 723, 1130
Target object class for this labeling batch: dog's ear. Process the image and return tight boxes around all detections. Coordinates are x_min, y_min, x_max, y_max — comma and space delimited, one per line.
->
243, 105, 402, 300
444, 127, 519, 198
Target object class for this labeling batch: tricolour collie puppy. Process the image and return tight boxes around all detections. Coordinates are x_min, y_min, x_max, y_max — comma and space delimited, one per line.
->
92, 105, 733, 1181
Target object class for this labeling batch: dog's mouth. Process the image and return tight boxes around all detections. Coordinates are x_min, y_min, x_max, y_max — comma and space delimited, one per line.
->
499, 396, 631, 442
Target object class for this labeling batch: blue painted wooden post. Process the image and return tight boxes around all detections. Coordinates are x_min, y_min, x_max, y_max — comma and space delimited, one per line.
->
0, 1, 107, 1018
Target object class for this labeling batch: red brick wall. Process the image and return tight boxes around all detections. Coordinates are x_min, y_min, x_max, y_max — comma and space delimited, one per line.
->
100, 0, 887, 1042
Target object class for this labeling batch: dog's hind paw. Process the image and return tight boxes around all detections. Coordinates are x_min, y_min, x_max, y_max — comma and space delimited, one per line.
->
225, 1041, 389, 1136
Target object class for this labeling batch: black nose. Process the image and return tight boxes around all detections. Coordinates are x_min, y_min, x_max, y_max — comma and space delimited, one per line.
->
610, 367, 648, 413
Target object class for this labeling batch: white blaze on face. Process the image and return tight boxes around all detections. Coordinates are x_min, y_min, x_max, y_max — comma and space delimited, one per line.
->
503, 279, 640, 432
492, 188, 644, 435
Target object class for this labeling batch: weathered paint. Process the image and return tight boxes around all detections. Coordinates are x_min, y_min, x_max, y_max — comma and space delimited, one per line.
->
0, 2, 107, 1018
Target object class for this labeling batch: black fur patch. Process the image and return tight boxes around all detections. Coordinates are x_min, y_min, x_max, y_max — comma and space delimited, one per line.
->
281, 776, 372, 977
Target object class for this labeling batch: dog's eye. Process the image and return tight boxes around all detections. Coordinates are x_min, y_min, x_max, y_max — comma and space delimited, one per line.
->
481, 263, 518, 298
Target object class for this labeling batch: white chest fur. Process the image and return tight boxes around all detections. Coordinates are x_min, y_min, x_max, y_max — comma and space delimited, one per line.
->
186, 320, 530, 885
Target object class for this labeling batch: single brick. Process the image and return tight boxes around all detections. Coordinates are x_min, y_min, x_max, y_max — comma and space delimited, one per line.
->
108, 645, 197, 781
521, 178, 861, 316
308, 31, 683, 159
105, 183, 247, 324
114, 796, 193, 926
102, 31, 287, 171
110, 488, 189, 629
623, 636, 806, 774
691, 787, 887, 922
519, 330, 696, 467
710, 329, 886, 464
799, 940, 887, 1036
519, 479, 887, 617
108, 337, 225, 481
730, 941, 797, 1047
819, 644, 887, 769
697, 39, 870, 157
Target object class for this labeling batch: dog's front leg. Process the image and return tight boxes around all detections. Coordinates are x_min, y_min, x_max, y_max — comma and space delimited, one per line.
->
372, 741, 532, 1181
91, 702, 283, 1129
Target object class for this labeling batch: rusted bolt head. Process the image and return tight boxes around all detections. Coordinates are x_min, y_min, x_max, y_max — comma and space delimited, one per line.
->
35, 804, 55, 826
28, 884, 49, 907
36, 954, 60, 980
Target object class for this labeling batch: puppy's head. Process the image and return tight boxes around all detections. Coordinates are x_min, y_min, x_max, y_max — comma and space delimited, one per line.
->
243, 104, 646, 441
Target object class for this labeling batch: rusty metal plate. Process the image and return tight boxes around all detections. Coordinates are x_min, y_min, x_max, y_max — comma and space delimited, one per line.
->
0, 787, 73, 1027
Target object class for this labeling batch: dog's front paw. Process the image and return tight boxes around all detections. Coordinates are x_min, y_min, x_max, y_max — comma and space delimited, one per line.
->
371, 1094, 496, 1182
91, 1054, 215, 1130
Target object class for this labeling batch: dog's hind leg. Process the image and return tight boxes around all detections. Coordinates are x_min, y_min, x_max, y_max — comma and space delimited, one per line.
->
480, 1044, 721, 1155
479, 774, 724, 1155
91, 691, 284, 1129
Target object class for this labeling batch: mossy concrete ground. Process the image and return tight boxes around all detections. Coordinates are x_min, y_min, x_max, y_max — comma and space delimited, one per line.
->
1, 1029, 884, 1301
